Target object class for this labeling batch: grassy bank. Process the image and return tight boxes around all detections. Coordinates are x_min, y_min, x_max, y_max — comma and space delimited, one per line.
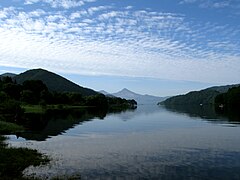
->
22, 104, 90, 114
0, 118, 49, 179
0, 121, 24, 134
0, 137, 49, 179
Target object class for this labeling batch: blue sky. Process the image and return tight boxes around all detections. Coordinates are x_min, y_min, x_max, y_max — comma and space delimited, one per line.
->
0, 0, 240, 96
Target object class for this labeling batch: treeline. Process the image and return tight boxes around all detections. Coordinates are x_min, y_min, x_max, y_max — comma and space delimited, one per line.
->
160, 84, 240, 106
161, 89, 219, 105
215, 86, 240, 109
0, 76, 137, 122
160, 85, 240, 118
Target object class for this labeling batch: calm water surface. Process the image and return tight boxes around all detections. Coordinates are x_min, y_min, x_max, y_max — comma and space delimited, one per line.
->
7, 105, 240, 179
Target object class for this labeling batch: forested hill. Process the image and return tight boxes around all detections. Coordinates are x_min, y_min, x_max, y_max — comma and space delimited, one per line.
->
0, 73, 16, 78
161, 84, 240, 105
205, 84, 240, 93
13, 69, 97, 96
215, 86, 240, 108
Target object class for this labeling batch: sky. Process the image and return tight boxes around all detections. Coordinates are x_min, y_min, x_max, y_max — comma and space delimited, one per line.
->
0, 0, 240, 96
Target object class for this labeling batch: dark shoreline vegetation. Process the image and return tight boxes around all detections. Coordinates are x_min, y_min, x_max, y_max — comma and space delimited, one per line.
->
0, 135, 49, 179
0, 75, 137, 132
0, 75, 137, 179
160, 85, 240, 119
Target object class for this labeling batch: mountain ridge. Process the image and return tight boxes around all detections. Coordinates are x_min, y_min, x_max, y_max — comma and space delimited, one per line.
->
101, 88, 168, 104
13, 68, 98, 96
161, 83, 240, 105
0, 73, 17, 78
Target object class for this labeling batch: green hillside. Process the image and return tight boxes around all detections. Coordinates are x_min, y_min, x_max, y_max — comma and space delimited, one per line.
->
161, 84, 240, 105
14, 69, 97, 96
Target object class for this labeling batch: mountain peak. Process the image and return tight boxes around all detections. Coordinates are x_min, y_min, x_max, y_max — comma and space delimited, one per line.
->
111, 88, 168, 104
14, 68, 98, 96
99, 90, 111, 95
117, 88, 138, 96
23, 68, 52, 75
120, 88, 134, 93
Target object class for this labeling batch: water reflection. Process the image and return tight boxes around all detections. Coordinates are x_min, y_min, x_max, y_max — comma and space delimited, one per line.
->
18, 107, 136, 141
6, 105, 240, 179
107, 105, 163, 121
162, 104, 240, 124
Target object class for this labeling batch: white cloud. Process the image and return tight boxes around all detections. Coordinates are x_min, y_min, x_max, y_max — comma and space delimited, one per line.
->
24, 0, 96, 9
98, 11, 119, 20
180, 0, 197, 3
88, 6, 111, 15
70, 11, 84, 19
212, 1, 230, 8
0, 1, 240, 84
0, 11, 8, 19
0, 7, 16, 19
180, 0, 240, 10
125, 6, 133, 10
24, 0, 40, 5
29, 9, 47, 17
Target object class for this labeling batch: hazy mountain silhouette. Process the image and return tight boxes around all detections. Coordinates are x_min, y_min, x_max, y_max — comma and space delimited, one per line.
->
99, 90, 115, 97
0, 73, 17, 78
104, 88, 168, 104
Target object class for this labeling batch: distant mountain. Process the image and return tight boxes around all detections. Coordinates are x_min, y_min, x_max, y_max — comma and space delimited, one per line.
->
161, 84, 240, 105
0, 73, 17, 78
113, 88, 138, 99
99, 90, 115, 97
112, 88, 168, 105
99, 90, 109, 95
14, 68, 98, 96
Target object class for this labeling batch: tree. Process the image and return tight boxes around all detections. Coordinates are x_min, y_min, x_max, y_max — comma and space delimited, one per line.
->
22, 80, 48, 104
0, 91, 8, 102
215, 86, 240, 108
86, 94, 108, 108
1, 76, 13, 84
0, 99, 24, 122
40, 90, 53, 104
20, 90, 36, 104
52, 92, 70, 104
2, 83, 21, 100
23, 80, 48, 94
68, 93, 85, 105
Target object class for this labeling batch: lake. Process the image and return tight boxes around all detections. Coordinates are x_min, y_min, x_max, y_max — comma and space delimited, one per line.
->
6, 105, 240, 179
